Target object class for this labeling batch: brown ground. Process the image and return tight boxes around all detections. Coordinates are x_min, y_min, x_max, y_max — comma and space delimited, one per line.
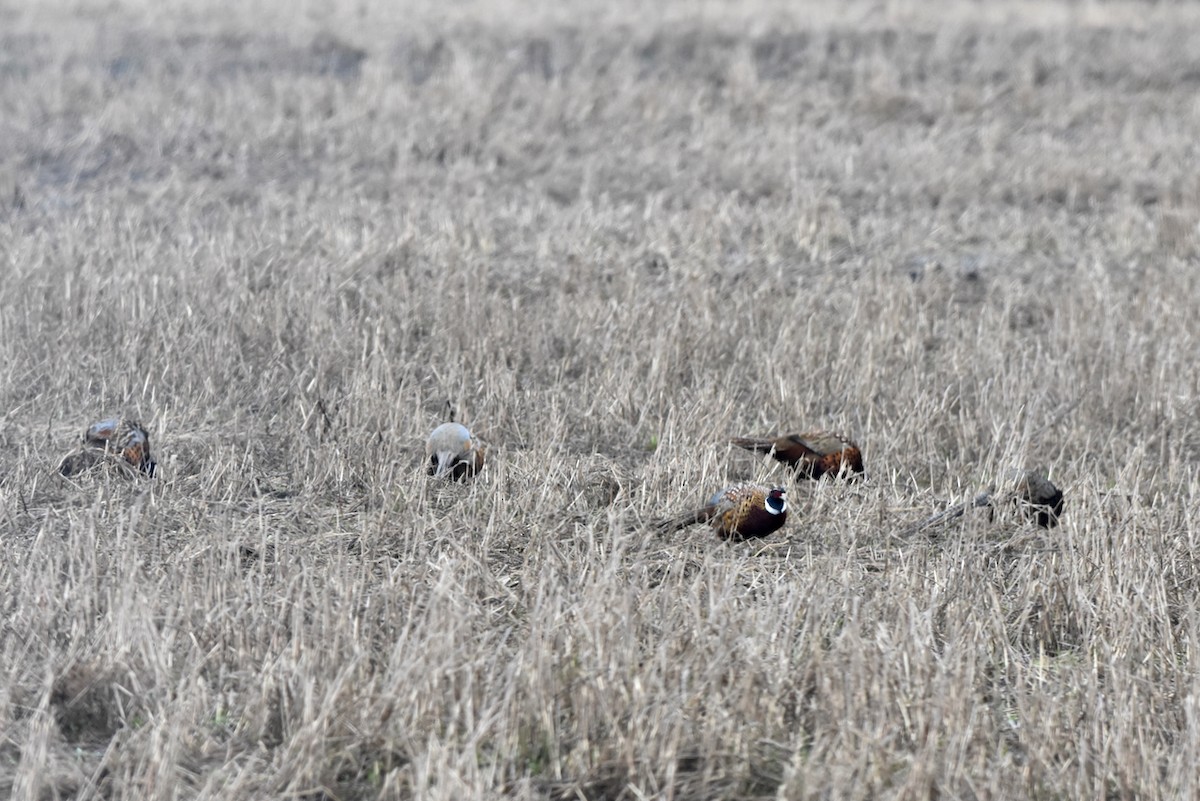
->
2, 1, 1200, 798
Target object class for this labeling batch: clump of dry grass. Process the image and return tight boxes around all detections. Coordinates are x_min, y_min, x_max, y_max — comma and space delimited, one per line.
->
2, 1, 1200, 798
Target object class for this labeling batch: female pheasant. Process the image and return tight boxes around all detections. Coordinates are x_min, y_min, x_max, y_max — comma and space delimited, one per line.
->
731, 431, 864, 480
425, 422, 485, 481
1012, 469, 1064, 528
59, 417, 156, 477
657, 483, 788, 541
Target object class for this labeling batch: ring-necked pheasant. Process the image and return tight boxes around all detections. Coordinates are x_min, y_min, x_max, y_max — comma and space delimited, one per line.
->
731, 431, 864, 480
1012, 469, 1064, 528
59, 417, 156, 477
426, 422, 485, 481
897, 468, 1065, 537
657, 483, 788, 541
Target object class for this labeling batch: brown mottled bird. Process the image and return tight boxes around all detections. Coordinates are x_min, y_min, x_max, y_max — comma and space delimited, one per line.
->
59, 417, 156, 477
657, 483, 788, 541
897, 468, 1066, 538
731, 431, 864, 480
1012, 469, 1064, 528
426, 422, 485, 480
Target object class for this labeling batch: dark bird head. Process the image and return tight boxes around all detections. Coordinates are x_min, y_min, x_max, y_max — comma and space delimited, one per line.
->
765, 486, 787, 515
1010, 469, 1064, 528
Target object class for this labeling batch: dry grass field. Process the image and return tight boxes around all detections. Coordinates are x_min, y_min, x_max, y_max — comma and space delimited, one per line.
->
3, 0, 1200, 798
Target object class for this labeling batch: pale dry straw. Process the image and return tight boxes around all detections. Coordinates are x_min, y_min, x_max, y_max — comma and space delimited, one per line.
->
2, 1, 1200, 799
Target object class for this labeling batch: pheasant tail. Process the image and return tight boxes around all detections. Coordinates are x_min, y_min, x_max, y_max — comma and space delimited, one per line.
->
729, 436, 778, 456
654, 507, 712, 535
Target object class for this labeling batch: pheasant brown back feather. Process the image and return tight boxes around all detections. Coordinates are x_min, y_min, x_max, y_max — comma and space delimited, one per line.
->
731, 430, 864, 480
60, 417, 156, 477
658, 483, 788, 541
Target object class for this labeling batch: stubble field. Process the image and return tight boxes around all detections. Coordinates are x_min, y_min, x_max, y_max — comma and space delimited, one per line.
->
2, 1, 1200, 798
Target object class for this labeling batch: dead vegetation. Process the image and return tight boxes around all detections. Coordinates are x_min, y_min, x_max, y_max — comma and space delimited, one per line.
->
2, 1, 1200, 798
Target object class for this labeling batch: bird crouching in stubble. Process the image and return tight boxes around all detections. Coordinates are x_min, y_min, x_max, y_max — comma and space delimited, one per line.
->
731, 430, 864, 481
657, 483, 788, 542
59, 417, 157, 478
1011, 469, 1064, 528
425, 422, 485, 481
897, 468, 1065, 538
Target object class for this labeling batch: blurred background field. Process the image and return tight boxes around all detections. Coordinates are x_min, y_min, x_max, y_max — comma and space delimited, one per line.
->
2, 1, 1200, 798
